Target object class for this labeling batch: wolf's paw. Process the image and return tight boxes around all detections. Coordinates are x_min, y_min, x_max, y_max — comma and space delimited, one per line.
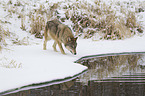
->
43, 47, 47, 50
54, 49, 58, 52
61, 51, 66, 55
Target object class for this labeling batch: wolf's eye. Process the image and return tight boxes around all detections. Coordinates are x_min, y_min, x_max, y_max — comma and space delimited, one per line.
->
71, 44, 76, 49
71, 45, 74, 48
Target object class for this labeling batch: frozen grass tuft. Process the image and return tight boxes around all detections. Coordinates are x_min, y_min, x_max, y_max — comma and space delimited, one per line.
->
12, 37, 29, 45
0, 22, 10, 51
30, 12, 45, 39
0, 57, 22, 68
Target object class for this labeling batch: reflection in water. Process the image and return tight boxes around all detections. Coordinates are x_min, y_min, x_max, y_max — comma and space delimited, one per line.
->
77, 54, 145, 83
5, 54, 145, 96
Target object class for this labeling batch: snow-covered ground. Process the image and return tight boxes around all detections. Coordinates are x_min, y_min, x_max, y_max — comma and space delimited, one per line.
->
0, 43, 88, 93
0, 0, 145, 94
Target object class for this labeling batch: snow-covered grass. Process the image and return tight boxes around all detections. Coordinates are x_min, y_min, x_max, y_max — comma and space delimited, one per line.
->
0, 0, 145, 94
1, 0, 144, 41
31, 0, 143, 40
0, 57, 22, 68
0, 23, 10, 51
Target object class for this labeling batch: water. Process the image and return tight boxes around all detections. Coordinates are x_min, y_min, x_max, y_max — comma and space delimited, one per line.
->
4, 53, 145, 96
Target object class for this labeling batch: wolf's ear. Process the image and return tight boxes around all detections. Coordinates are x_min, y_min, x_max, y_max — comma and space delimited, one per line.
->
67, 37, 71, 42
75, 37, 78, 41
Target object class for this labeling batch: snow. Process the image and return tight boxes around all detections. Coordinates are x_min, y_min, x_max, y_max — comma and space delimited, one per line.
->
0, 43, 87, 93
77, 35, 145, 57
0, 0, 145, 94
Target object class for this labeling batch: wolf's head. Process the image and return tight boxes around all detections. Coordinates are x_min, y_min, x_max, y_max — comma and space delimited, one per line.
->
65, 37, 78, 55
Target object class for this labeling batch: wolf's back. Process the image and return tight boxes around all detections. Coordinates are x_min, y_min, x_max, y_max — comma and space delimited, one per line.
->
45, 20, 61, 34
45, 19, 74, 41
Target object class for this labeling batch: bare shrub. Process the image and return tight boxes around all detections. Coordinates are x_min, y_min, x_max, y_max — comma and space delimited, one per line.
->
30, 12, 45, 39
29, 2, 60, 39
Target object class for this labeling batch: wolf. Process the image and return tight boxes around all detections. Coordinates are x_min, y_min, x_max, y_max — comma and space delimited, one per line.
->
43, 19, 78, 55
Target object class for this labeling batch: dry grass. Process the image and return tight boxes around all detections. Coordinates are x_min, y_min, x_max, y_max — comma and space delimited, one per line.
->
0, 57, 22, 68
5, 0, 141, 40
67, 1, 143, 40
30, 12, 45, 39
12, 37, 29, 45
4, 0, 144, 40
0, 22, 10, 51
20, 14, 26, 31
44, 0, 143, 40
29, 3, 57, 39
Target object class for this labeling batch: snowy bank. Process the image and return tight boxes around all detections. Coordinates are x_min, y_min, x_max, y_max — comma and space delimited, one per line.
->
0, 43, 87, 94
77, 34, 145, 58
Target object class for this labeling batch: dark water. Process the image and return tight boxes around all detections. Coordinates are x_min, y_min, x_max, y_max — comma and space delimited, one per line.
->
4, 53, 145, 96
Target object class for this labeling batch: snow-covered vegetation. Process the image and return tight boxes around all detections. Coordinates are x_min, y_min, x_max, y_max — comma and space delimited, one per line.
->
0, 0, 145, 51
27, 0, 144, 40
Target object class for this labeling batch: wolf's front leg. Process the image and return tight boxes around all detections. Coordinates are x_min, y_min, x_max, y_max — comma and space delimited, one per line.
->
57, 41, 66, 54
53, 41, 58, 52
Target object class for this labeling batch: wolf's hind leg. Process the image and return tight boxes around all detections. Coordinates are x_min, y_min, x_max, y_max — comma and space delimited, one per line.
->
43, 30, 48, 50
57, 41, 65, 54
43, 40, 47, 50
53, 41, 58, 52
